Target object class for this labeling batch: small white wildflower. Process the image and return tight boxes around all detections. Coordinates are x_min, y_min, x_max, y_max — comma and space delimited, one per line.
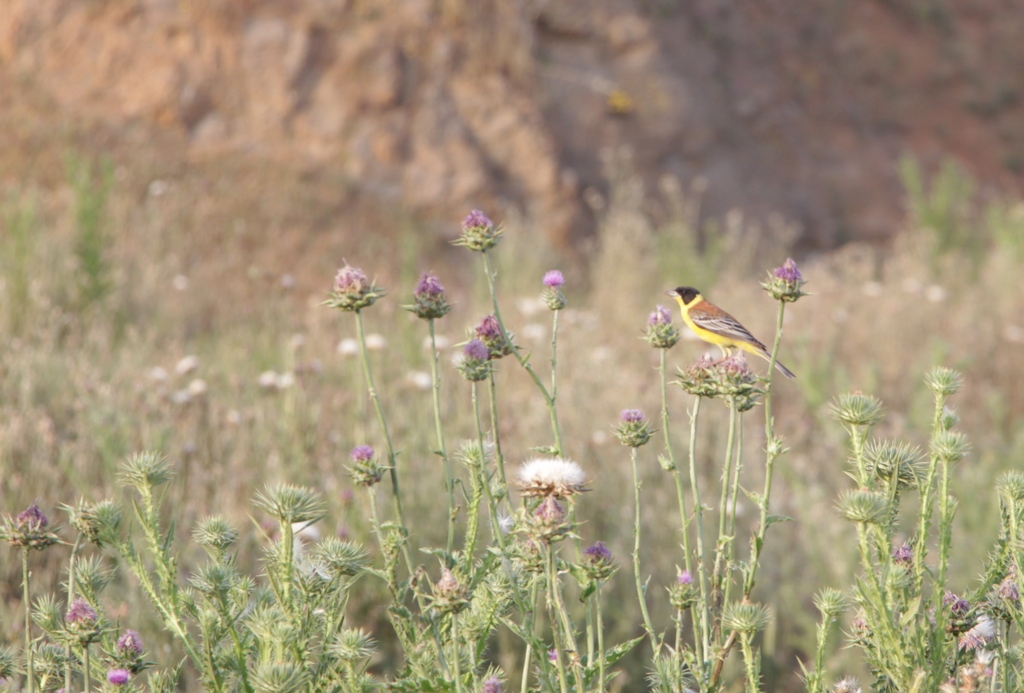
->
517, 457, 587, 498
176, 355, 200, 376
862, 281, 883, 297
427, 334, 452, 350
275, 372, 295, 389
406, 371, 432, 390
148, 366, 169, 382
901, 277, 922, 294
172, 274, 189, 291
925, 285, 946, 302
187, 378, 208, 397
498, 513, 515, 535
959, 613, 997, 651
258, 371, 279, 389
337, 339, 359, 356
520, 323, 546, 342
364, 333, 387, 351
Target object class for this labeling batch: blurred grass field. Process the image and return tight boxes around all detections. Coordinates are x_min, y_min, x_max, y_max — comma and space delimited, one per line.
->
1, 140, 1023, 690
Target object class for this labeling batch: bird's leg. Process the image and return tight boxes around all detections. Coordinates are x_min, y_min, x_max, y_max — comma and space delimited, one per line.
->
708, 347, 733, 367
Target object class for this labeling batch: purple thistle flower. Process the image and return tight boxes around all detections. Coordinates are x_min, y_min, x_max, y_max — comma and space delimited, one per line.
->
66, 598, 97, 624
619, 408, 646, 424
998, 577, 1020, 602
107, 669, 130, 686
16, 503, 48, 530
415, 272, 445, 298
773, 257, 803, 282
482, 675, 503, 693
464, 339, 490, 362
583, 541, 612, 563
943, 591, 970, 616
334, 264, 368, 294
462, 209, 493, 232
892, 542, 912, 566
648, 305, 672, 326
543, 270, 565, 288
117, 629, 143, 655
350, 445, 375, 463
548, 648, 558, 662
475, 315, 502, 341
678, 570, 693, 585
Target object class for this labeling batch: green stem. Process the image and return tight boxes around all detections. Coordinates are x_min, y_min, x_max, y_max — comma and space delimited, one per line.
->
428, 319, 457, 555
687, 397, 710, 666
739, 632, 760, 693
481, 250, 564, 455
487, 372, 508, 493
711, 404, 739, 644
23, 548, 34, 693
661, 350, 695, 581
354, 309, 413, 575
451, 612, 465, 693
82, 644, 91, 693
596, 585, 607, 690
724, 413, 744, 610
631, 448, 659, 653
521, 581, 542, 693
546, 546, 571, 693
65, 536, 82, 693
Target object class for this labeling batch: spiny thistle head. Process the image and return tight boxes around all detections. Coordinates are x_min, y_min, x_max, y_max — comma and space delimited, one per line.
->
432, 567, 470, 614
65, 598, 101, 644
997, 571, 1020, 603
325, 262, 386, 312
997, 470, 1024, 505
925, 366, 963, 398
939, 406, 959, 431
863, 440, 925, 489
813, 587, 849, 619
345, 445, 388, 487
2, 502, 60, 551
250, 661, 309, 693
644, 304, 680, 349
474, 314, 513, 359
454, 209, 503, 251
931, 430, 969, 463
482, 674, 504, 693
763, 257, 807, 302
523, 495, 570, 544
829, 392, 885, 428
407, 272, 452, 320
892, 542, 913, 568
66, 499, 121, 547
194, 516, 239, 554
310, 536, 370, 577
0, 646, 16, 681
943, 591, 971, 616
676, 354, 764, 407
517, 457, 587, 498
119, 451, 173, 493
542, 270, 567, 311
722, 600, 772, 634
107, 669, 131, 686
253, 483, 327, 525
669, 569, 698, 610
831, 677, 863, 693
614, 408, 653, 448
836, 489, 889, 525
456, 339, 492, 382
582, 541, 616, 581
331, 628, 377, 663
117, 630, 144, 656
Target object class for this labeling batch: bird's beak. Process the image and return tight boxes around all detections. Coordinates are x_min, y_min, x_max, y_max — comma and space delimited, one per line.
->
665, 289, 678, 297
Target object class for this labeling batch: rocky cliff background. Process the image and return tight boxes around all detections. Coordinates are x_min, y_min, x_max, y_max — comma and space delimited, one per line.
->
3, 0, 1023, 252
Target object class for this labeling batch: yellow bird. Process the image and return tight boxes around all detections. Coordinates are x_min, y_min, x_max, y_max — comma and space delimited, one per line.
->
667, 286, 796, 379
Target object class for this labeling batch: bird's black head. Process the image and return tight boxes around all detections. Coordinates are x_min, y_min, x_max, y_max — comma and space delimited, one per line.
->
667, 286, 701, 305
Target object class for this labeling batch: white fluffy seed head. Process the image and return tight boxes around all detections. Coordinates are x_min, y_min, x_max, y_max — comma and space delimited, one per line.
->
517, 457, 587, 497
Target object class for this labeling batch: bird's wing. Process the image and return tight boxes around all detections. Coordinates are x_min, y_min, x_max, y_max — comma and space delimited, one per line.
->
689, 310, 767, 351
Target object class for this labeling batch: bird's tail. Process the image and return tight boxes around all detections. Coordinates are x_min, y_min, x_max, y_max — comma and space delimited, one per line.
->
751, 345, 796, 379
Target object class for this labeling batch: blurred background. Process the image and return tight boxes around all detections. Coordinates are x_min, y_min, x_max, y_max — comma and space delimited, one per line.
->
2, 1, 1023, 690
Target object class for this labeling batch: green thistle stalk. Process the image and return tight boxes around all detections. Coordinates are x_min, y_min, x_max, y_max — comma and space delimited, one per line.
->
427, 318, 457, 553
23, 547, 34, 693
480, 249, 564, 455
631, 447, 659, 653
354, 309, 413, 576
687, 397, 710, 666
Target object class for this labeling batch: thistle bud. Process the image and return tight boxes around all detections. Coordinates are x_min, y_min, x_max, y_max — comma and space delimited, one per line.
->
669, 569, 697, 611
763, 258, 807, 302
455, 339, 492, 382
582, 541, 615, 581
65, 598, 101, 645
454, 209, 503, 252
325, 263, 386, 312
614, 409, 653, 448
474, 315, 513, 359
541, 270, 567, 311
347, 445, 387, 487
644, 305, 680, 349
1, 502, 60, 551
407, 272, 452, 320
